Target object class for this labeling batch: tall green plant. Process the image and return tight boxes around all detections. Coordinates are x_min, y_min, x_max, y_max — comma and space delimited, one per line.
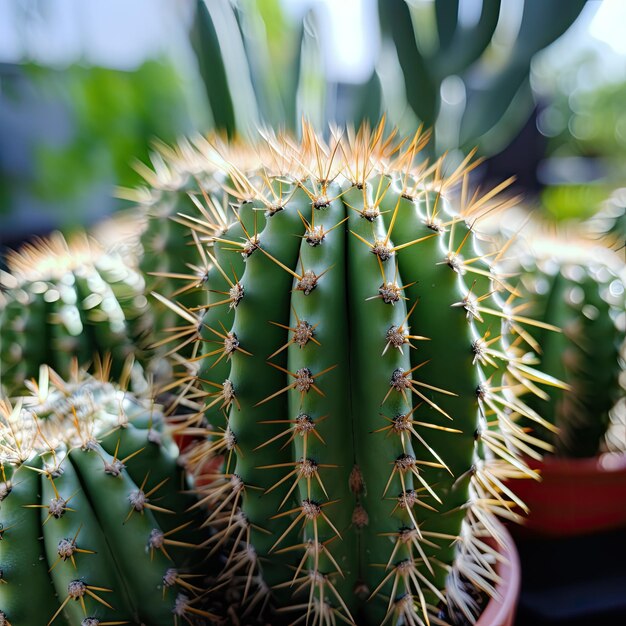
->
378, 0, 587, 154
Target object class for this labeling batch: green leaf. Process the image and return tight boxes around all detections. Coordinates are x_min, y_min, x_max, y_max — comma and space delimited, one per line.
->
190, 0, 236, 135
436, 0, 501, 78
460, 0, 587, 148
435, 0, 459, 53
380, 0, 438, 127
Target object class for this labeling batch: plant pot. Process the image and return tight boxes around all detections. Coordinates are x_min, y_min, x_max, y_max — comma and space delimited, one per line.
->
475, 522, 521, 626
509, 453, 626, 536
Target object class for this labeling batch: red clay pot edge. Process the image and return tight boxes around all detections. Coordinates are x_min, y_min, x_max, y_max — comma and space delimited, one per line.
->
509, 452, 626, 536
525, 452, 626, 476
475, 522, 521, 626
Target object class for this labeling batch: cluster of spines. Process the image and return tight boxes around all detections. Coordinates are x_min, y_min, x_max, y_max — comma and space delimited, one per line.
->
0, 369, 212, 626
155, 122, 557, 626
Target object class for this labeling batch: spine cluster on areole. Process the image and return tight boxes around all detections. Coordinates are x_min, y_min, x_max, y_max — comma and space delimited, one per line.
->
153, 122, 557, 626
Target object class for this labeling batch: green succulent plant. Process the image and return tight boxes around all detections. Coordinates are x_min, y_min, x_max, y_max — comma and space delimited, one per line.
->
160, 123, 553, 625
0, 233, 151, 396
515, 236, 626, 458
0, 369, 210, 626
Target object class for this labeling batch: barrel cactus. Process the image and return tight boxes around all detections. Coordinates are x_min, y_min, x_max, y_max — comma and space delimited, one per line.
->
0, 369, 209, 625
515, 237, 625, 457
0, 232, 150, 395
162, 123, 554, 625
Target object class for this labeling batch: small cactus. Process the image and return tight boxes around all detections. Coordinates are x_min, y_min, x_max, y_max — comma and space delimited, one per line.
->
0, 232, 150, 395
161, 123, 553, 625
0, 369, 209, 625
515, 237, 625, 457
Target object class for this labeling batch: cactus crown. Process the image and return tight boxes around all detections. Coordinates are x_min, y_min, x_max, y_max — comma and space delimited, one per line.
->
0, 368, 209, 625
150, 122, 554, 625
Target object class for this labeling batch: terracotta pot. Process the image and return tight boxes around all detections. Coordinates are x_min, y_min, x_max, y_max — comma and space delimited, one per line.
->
510, 453, 626, 536
475, 522, 521, 626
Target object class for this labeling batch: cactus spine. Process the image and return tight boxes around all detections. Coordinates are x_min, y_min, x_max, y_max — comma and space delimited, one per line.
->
0, 233, 150, 395
0, 369, 209, 625
162, 123, 552, 625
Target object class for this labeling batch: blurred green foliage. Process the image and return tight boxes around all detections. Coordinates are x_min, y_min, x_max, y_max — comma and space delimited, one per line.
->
536, 49, 626, 221
31, 61, 194, 197
0, 59, 195, 235
540, 184, 610, 222
542, 73, 626, 164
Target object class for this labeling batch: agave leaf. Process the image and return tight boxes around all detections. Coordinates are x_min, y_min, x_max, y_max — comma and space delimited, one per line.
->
435, 0, 459, 53
380, 0, 437, 127
190, 0, 235, 134
191, 0, 259, 136
435, 0, 501, 78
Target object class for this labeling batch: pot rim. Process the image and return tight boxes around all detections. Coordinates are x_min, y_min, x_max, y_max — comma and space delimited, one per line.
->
475, 521, 521, 626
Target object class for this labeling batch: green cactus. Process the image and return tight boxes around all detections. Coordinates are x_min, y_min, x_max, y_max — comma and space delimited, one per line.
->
0, 368, 210, 626
0, 233, 151, 396
125, 138, 264, 365
163, 124, 552, 625
516, 237, 625, 458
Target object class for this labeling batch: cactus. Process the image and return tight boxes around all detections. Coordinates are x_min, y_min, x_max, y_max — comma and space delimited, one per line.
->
123, 138, 261, 362
161, 123, 553, 625
0, 368, 210, 626
515, 237, 625, 458
0, 232, 151, 395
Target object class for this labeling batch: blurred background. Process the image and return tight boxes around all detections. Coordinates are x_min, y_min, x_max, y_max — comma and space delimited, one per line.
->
1, 0, 625, 250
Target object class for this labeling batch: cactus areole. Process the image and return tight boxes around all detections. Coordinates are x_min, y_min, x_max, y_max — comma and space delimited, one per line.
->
164, 123, 547, 626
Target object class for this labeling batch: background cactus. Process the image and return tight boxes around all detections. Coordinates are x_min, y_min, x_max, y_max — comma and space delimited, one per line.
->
0, 232, 152, 396
121, 137, 262, 363
0, 369, 209, 626
163, 124, 553, 625
514, 236, 625, 458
